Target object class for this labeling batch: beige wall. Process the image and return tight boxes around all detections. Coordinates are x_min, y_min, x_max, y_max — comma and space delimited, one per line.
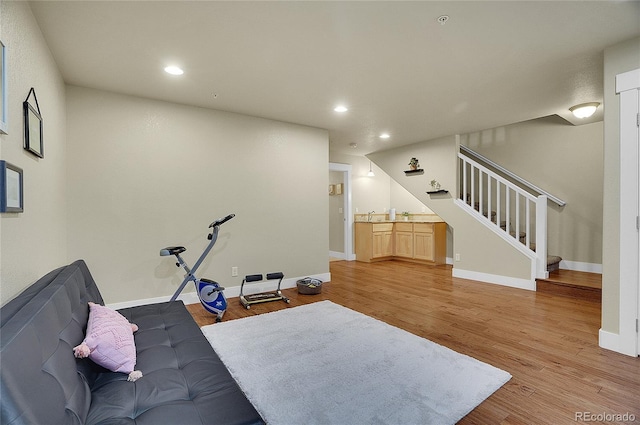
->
461, 116, 604, 265
0, 1, 68, 305
66, 86, 329, 304
601, 36, 640, 334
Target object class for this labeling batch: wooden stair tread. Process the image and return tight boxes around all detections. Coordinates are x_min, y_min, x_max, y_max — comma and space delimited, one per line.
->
538, 269, 602, 289
536, 270, 601, 302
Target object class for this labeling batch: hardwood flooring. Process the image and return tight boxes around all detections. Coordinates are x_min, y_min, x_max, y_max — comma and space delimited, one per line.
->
188, 260, 640, 425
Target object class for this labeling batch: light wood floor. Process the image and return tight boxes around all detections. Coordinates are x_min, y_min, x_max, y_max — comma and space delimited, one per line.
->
188, 260, 640, 425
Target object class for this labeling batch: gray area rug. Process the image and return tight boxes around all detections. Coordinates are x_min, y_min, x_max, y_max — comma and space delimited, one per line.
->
202, 301, 511, 425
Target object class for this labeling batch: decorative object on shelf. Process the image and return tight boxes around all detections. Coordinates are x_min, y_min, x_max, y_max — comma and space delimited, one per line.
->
0, 41, 7, 135
401, 211, 410, 221
404, 157, 424, 175
23, 87, 44, 158
0, 160, 23, 213
430, 179, 441, 191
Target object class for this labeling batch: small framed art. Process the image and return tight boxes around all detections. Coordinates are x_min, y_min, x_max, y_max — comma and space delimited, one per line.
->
0, 161, 24, 213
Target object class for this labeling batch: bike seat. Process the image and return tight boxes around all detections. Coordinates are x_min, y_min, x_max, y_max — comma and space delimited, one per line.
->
160, 246, 186, 256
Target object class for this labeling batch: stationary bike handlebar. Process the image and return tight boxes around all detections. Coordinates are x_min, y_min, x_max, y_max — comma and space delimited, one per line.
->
209, 214, 235, 228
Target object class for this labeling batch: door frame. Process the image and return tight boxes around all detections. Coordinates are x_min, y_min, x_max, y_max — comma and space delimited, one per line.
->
615, 68, 640, 356
329, 162, 355, 261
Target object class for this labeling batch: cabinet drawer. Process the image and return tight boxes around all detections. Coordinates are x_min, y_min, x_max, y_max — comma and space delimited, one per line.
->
372, 223, 393, 232
413, 223, 434, 233
394, 222, 413, 232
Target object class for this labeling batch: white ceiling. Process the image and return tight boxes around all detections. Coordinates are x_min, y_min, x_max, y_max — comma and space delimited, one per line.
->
29, 1, 640, 156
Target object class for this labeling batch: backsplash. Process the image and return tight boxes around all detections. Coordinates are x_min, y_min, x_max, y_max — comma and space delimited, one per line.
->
354, 213, 443, 222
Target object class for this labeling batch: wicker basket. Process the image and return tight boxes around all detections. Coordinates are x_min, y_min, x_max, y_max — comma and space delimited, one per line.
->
296, 277, 323, 295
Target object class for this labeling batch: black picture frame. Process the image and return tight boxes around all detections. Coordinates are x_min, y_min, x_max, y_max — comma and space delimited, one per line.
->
0, 160, 24, 213
24, 100, 43, 158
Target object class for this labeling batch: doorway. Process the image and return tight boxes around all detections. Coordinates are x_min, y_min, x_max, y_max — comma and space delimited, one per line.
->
329, 163, 354, 261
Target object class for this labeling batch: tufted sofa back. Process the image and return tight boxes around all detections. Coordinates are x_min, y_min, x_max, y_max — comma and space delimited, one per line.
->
1, 260, 103, 425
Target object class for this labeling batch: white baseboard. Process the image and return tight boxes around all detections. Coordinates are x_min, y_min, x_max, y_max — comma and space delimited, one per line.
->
598, 328, 638, 357
107, 272, 331, 309
452, 268, 536, 291
329, 251, 356, 261
560, 260, 602, 274
329, 251, 347, 260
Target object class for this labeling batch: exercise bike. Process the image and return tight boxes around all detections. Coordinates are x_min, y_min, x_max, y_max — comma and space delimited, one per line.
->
160, 214, 235, 322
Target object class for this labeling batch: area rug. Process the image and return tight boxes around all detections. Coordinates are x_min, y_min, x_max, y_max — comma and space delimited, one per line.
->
201, 301, 511, 425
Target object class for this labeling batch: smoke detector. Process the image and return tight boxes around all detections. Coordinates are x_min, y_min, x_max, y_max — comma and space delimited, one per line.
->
437, 15, 449, 25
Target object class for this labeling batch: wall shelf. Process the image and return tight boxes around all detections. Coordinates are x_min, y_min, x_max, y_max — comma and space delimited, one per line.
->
426, 189, 448, 195
404, 169, 424, 175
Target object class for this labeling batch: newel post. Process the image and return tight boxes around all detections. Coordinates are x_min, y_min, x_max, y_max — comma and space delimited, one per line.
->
535, 195, 548, 279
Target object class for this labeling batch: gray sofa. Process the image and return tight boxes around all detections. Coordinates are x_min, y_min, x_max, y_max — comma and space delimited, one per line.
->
0, 260, 264, 425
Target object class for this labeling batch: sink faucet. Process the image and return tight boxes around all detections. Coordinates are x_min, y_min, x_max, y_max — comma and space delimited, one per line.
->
368, 211, 375, 222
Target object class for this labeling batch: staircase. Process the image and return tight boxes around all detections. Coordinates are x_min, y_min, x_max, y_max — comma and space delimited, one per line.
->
457, 146, 566, 280
465, 195, 562, 273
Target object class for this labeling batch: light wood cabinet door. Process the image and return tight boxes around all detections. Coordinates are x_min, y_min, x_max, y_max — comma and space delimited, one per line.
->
395, 231, 413, 258
414, 232, 434, 261
372, 232, 393, 258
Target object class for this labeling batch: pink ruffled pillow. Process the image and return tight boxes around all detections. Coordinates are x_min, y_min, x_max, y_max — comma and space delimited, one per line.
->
73, 302, 142, 382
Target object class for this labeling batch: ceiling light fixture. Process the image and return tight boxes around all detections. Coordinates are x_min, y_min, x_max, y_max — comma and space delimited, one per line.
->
380, 133, 390, 139
569, 102, 600, 119
437, 15, 449, 25
164, 66, 184, 75
367, 161, 375, 177
334, 105, 348, 113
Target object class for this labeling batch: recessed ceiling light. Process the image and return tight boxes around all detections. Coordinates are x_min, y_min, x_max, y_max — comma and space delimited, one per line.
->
164, 66, 184, 75
380, 133, 390, 139
334, 105, 348, 113
437, 15, 449, 25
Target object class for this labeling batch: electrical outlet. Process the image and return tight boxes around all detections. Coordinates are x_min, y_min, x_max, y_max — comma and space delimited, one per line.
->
339, 207, 343, 213
231, 266, 238, 277
355, 207, 359, 213
455, 254, 460, 262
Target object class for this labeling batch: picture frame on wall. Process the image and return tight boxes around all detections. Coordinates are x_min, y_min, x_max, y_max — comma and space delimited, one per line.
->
0, 41, 7, 135
0, 161, 24, 213
23, 88, 43, 158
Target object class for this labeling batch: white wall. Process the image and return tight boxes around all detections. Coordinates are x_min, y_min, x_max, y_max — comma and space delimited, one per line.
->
66, 86, 329, 304
0, 1, 68, 305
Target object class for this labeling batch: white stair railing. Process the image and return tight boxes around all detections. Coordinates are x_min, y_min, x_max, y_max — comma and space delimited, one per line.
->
458, 151, 548, 279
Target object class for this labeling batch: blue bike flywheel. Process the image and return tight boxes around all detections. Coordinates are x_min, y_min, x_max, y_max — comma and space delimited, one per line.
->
197, 279, 227, 315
